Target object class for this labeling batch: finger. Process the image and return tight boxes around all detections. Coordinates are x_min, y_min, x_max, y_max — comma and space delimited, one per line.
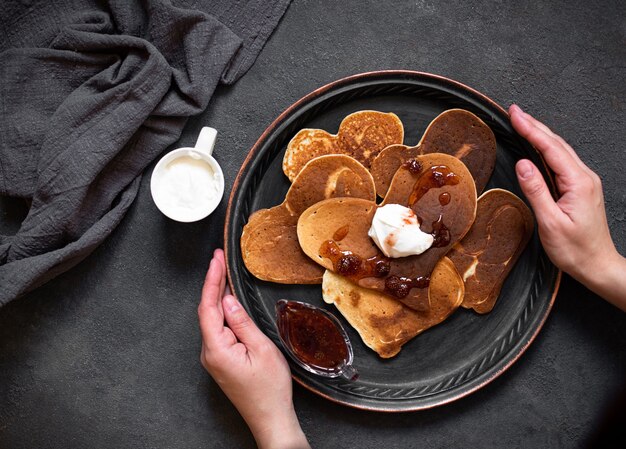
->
512, 105, 593, 175
550, 133, 598, 179
214, 248, 225, 263
516, 159, 562, 224
198, 257, 227, 346
200, 256, 225, 314
515, 106, 555, 136
213, 249, 227, 300
509, 105, 583, 184
222, 294, 266, 349
510, 105, 594, 179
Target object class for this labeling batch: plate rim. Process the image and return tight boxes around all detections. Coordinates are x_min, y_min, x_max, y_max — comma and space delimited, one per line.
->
224, 70, 562, 412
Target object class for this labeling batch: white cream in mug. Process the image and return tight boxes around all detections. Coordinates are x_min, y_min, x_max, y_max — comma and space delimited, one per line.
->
368, 203, 434, 258
156, 153, 222, 222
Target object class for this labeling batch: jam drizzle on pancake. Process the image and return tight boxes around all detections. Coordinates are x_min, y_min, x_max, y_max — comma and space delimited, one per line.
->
431, 215, 451, 247
320, 240, 390, 280
406, 163, 460, 207
319, 240, 432, 300
332, 225, 350, 241
384, 275, 430, 299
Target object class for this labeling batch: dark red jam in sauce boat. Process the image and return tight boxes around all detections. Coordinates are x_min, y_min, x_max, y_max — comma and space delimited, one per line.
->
275, 299, 358, 381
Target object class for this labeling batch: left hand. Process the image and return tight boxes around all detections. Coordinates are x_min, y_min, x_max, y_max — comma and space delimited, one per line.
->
198, 249, 310, 449
510, 105, 626, 310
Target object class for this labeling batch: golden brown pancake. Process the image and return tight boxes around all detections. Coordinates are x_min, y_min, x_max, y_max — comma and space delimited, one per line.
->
282, 110, 404, 182
297, 197, 377, 270
284, 155, 376, 215
241, 155, 376, 284
447, 188, 534, 313
371, 109, 496, 197
241, 207, 321, 283
322, 257, 464, 358
370, 144, 421, 197
297, 153, 477, 311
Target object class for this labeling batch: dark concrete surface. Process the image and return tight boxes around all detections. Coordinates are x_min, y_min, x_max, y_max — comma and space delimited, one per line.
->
1, 1, 625, 448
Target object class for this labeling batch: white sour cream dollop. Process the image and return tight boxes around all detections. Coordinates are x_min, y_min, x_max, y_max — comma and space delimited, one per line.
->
367, 204, 434, 258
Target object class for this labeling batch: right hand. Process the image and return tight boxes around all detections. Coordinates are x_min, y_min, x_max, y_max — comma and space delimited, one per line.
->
510, 104, 626, 310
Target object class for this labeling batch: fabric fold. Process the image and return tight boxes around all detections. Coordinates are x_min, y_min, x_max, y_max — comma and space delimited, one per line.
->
0, 0, 291, 305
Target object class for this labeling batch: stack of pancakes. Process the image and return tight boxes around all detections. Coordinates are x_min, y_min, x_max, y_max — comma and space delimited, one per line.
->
241, 109, 533, 358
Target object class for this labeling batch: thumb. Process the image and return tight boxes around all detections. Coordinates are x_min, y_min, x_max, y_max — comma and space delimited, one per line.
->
516, 159, 560, 223
222, 295, 265, 348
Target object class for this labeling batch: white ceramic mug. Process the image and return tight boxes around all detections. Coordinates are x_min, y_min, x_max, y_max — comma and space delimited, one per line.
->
150, 127, 225, 222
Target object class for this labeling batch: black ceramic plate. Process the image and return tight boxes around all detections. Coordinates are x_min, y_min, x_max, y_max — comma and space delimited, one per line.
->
225, 71, 561, 411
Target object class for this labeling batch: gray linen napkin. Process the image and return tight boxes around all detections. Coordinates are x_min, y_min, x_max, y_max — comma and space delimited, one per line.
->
0, 0, 290, 305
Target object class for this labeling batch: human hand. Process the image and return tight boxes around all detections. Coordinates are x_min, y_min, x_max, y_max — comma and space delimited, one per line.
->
510, 104, 626, 310
198, 249, 311, 449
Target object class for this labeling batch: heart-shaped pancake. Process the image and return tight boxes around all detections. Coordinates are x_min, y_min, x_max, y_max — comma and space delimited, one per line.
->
371, 109, 496, 197
282, 110, 404, 183
448, 188, 534, 313
322, 256, 464, 358
297, 153, 477, 311
241, 155, 376, 283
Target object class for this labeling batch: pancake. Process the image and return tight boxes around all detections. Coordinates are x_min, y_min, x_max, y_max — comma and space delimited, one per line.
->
241, 155, 376, 284
371, 109, 496, 197
297, 153, 477, 311
285, 155, 376, 215
370, 144, 421, 197
447, 189, 534, 313
322, 257, 464, 358
241, 207, 321, 283
282, 110, 404, 182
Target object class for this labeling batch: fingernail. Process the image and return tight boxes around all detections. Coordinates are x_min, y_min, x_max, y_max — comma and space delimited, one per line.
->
511, 104, 527, 121
516, 160, 534, 180
223, 295, 240, 313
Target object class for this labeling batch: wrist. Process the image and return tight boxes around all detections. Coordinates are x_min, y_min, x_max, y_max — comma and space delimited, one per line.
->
251, 408, 310, 449
567, 240, 617, 286
575, 249, 626, 311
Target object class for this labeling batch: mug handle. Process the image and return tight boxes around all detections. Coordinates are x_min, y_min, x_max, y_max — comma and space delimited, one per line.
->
194, 127, 218, 156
